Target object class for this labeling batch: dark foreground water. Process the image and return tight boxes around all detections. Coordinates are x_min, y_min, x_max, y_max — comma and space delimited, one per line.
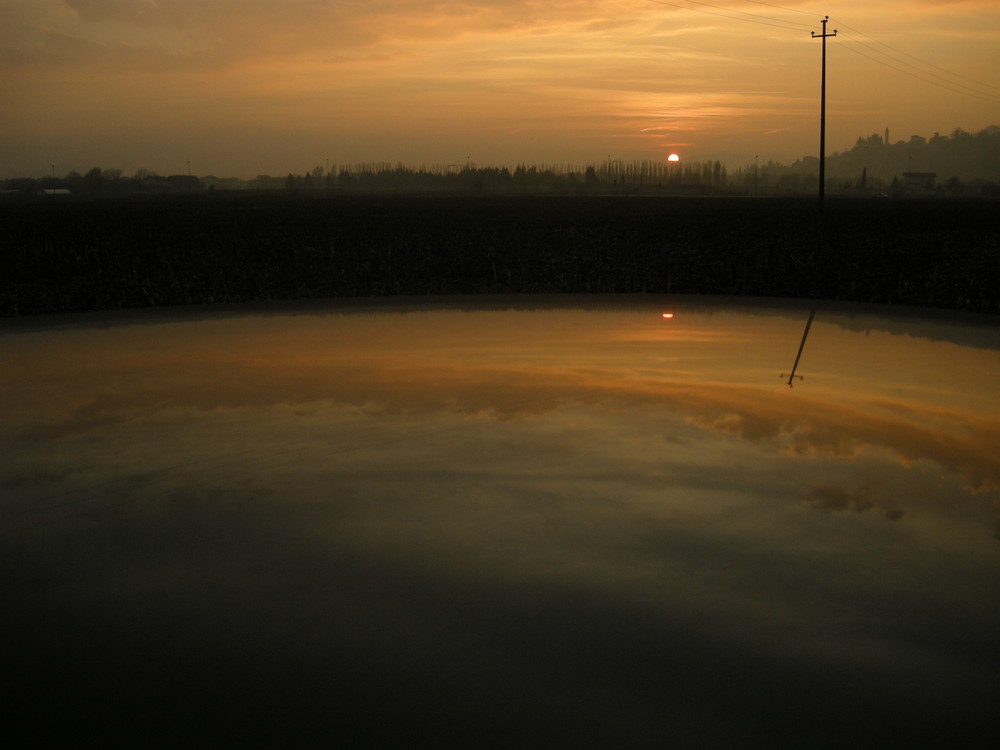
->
3, 295, 998, 748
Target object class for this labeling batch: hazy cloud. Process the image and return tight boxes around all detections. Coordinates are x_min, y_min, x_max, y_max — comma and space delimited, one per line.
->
4, 0, 997, 173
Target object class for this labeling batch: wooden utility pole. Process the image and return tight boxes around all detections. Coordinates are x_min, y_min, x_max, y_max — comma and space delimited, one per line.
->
812, 17, 836, 211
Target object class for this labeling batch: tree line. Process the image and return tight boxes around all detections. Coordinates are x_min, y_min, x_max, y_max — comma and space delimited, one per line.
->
273, 159, 730, 193
2, 167, 200, 195
4, 126, 997, 197
791, 125, 1000, 192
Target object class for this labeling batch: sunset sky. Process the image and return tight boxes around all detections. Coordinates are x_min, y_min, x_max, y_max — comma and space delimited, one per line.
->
2, 0, 998, 178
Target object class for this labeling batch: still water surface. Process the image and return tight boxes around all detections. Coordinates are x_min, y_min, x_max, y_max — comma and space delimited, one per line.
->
3, 296, 999, 747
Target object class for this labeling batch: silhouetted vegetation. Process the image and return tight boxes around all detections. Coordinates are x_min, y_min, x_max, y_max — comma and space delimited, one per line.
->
825, 125, 1000, 186
2, 192, 997, 316
6, 126, 997, 199
2, 167, 202, 196
230, 160, 731, 195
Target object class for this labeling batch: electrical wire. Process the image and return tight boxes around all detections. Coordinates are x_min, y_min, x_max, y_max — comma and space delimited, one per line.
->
739, 0, 816, 17
831, 16, 1000, 95
645, 1, 1000, 105
679, 0, 816, 29
836, 38, 1000, 105
644, 0, 809, 33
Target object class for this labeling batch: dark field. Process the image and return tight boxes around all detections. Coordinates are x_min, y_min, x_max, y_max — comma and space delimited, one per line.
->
2, 192, 998, 316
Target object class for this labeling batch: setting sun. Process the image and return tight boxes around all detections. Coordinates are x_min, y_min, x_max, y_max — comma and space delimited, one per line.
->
1, 2, 997, 180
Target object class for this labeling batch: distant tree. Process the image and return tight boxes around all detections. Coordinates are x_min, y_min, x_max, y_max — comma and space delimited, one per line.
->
165, 174, 201, 191
979, 180, 1000, 197
83, 167, 104, 190
7, 177, 41, 194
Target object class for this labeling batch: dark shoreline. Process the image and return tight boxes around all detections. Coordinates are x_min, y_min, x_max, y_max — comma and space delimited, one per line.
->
3, 192, 998, 316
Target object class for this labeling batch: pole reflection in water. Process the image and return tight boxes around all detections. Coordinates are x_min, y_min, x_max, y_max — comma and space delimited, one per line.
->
783, 308, 817, 387
2, 296, 998, 748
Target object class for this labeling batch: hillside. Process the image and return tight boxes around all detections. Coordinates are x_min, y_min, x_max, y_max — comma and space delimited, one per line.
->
796, 126, 1000, 185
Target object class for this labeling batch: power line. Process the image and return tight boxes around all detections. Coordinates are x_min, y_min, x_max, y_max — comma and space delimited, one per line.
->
836, 39, 1000, 105
644, 0, 807, 33
839, 36, 1000, 102
679, 0, 815, 29
644, 1, 1000, 105
831, 17, 1000, 96
739, 0, 816, 18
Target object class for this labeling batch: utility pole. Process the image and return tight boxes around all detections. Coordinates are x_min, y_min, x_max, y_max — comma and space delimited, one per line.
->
812, 16, 836, 211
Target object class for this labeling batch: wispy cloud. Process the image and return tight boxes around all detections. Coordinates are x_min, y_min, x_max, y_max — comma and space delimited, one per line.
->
2, 1, 998, 172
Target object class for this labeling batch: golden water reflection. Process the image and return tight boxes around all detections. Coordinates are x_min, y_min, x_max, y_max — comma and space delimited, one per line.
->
2, 296, 998, 747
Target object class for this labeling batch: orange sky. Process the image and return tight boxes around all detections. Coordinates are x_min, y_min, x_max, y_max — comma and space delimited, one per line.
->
2, 1, 998, 177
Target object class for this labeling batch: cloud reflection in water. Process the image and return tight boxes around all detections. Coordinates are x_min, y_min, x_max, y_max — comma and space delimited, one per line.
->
2, 297, 998, 747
